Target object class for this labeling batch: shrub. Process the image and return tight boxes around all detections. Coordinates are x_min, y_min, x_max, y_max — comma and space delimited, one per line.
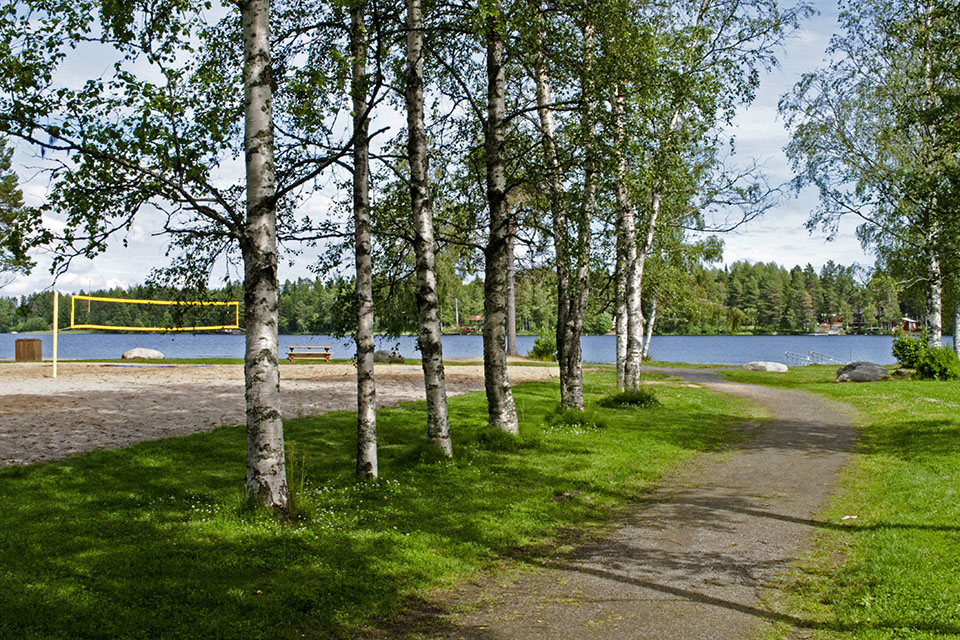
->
599, 389, 662, 409
528, 329, 557, 361
544, 407, 607, 431
915, 346, 960, 381
476, 428, 538, 451
891, 329, 926, 368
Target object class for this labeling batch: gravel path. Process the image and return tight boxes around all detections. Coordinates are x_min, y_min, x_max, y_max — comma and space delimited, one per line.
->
423, 367, 856, 639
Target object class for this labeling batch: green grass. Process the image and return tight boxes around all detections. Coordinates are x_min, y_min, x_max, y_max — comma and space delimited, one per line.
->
725, 367, 960, 639
0, 370, 753, 640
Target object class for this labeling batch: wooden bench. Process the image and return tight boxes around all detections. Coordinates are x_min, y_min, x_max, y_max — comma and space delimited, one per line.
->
288, 346, 333, 363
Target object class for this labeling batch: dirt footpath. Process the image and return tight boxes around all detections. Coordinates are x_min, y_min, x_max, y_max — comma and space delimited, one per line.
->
422, 367, 856, 640
0, 360, 558, 467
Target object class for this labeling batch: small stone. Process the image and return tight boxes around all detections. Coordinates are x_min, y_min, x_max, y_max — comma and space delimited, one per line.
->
742, 361, 788, 372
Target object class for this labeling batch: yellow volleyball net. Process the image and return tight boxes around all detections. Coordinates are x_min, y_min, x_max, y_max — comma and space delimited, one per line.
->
69, 294, 241, 332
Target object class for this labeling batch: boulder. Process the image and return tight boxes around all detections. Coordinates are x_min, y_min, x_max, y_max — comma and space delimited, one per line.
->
742, 361, 788, 372
836, 361, 890, 383
373, 350, 405, 364
122, 347, 165, 360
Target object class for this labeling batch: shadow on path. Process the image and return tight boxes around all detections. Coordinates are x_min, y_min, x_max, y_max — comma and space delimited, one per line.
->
375, 367, 861, 640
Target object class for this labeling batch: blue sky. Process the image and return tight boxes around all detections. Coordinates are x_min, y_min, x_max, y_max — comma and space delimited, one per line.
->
3, 0, 871, 298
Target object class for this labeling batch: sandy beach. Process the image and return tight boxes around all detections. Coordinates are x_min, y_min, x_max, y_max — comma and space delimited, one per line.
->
0, 360, 558, 466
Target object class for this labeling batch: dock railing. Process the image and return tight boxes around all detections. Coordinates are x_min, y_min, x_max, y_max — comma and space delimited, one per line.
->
784, 351, 849, 367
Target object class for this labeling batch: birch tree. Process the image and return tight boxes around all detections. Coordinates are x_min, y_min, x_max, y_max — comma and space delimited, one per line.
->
238, 0, 289, 513
529, 4, 596, 410
481, 0, 519, 432
607, 0, 804, 388
782, 0, 959, 347
351, 0, 377, 477
0, 0, 354, 515
406, 0, 452, 454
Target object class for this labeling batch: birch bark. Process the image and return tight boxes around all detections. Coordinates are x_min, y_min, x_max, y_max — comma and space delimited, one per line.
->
240, 0, 289, 515
927, 248, 943, 346
506, 220, 519, 356
954, 296, 960, 360
555, 20, 595, 410
352, 1, 377, 478
922, 2, 943, 349
614, 245, 627, 391
642, 296, 657, 359
406, 0, 452, 455
533, 33, 568, 387
613, 87, 644, 391
483, 7, 519, 433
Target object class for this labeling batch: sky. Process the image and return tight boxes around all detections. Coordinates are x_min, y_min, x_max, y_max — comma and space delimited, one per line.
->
2, 0, 873, 299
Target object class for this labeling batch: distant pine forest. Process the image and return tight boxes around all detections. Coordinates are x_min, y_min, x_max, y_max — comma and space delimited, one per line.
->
2, 260, 944, 336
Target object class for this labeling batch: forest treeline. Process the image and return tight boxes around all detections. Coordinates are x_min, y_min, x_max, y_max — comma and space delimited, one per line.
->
5, 258, 941, 337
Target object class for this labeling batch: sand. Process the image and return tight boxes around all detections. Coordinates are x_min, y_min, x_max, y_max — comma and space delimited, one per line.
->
0, 360, 558, 467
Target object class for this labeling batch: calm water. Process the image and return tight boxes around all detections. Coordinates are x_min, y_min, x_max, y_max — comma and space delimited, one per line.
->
3, 332, 948, 365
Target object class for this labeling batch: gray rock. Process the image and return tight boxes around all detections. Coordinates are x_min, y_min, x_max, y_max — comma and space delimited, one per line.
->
122, 347, 165, 360
742, 361, 788, 372
836, 360, 890, 383
373, 350, 405, 364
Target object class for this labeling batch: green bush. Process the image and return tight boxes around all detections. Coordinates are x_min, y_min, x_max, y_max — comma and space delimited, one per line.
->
544, 407, 607, 431
528, 330, 557, 361
891, 329, 926, 368
599, 389, 662, 409
476, 428, 538, 451
915, 346, 960, 381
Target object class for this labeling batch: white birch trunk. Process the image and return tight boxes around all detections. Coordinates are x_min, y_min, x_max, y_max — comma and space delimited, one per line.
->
642, 296, 657, 359
954, 295, 960, 359
240, 0, 289, 516
352, 1, 377, 478
533, 32, 570, 405
927, 248, 943, 346
614, 246, 627, 391
484, 8, 519, 434
613, 87, 644, 391
406, 0, 452, 455
922, 3, 942, 349
506, 219, 519, 356
553, 20, 595, 411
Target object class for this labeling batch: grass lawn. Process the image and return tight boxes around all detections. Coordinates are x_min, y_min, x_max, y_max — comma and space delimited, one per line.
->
0, 369, 753, 639
725, 366, 960, 639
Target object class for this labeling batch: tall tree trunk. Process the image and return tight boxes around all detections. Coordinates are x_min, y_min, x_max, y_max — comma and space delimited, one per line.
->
506, 219, 519, 356
352, 1, 377, 478
642, 296, 657, 360
615, 243, 627, 391
533, 29, 568, 392
954, 294, 960, 359
240, 0, 289, 516
927, 247, 943, 346
613, 86, 644, 391
483, 7, 519, 434
921, 2, 942, 349
554, 19, 595, 411
406, 0, 452, 455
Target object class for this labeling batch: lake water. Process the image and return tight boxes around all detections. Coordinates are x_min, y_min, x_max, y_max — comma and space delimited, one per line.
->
3, 332, 950, 365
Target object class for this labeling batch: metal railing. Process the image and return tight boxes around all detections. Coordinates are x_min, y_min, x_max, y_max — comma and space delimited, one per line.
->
784, 351, 849, 367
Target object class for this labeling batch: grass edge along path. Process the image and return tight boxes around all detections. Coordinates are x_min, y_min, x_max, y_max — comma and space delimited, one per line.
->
0, 369, 756, 640
724, 367, 960, 640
